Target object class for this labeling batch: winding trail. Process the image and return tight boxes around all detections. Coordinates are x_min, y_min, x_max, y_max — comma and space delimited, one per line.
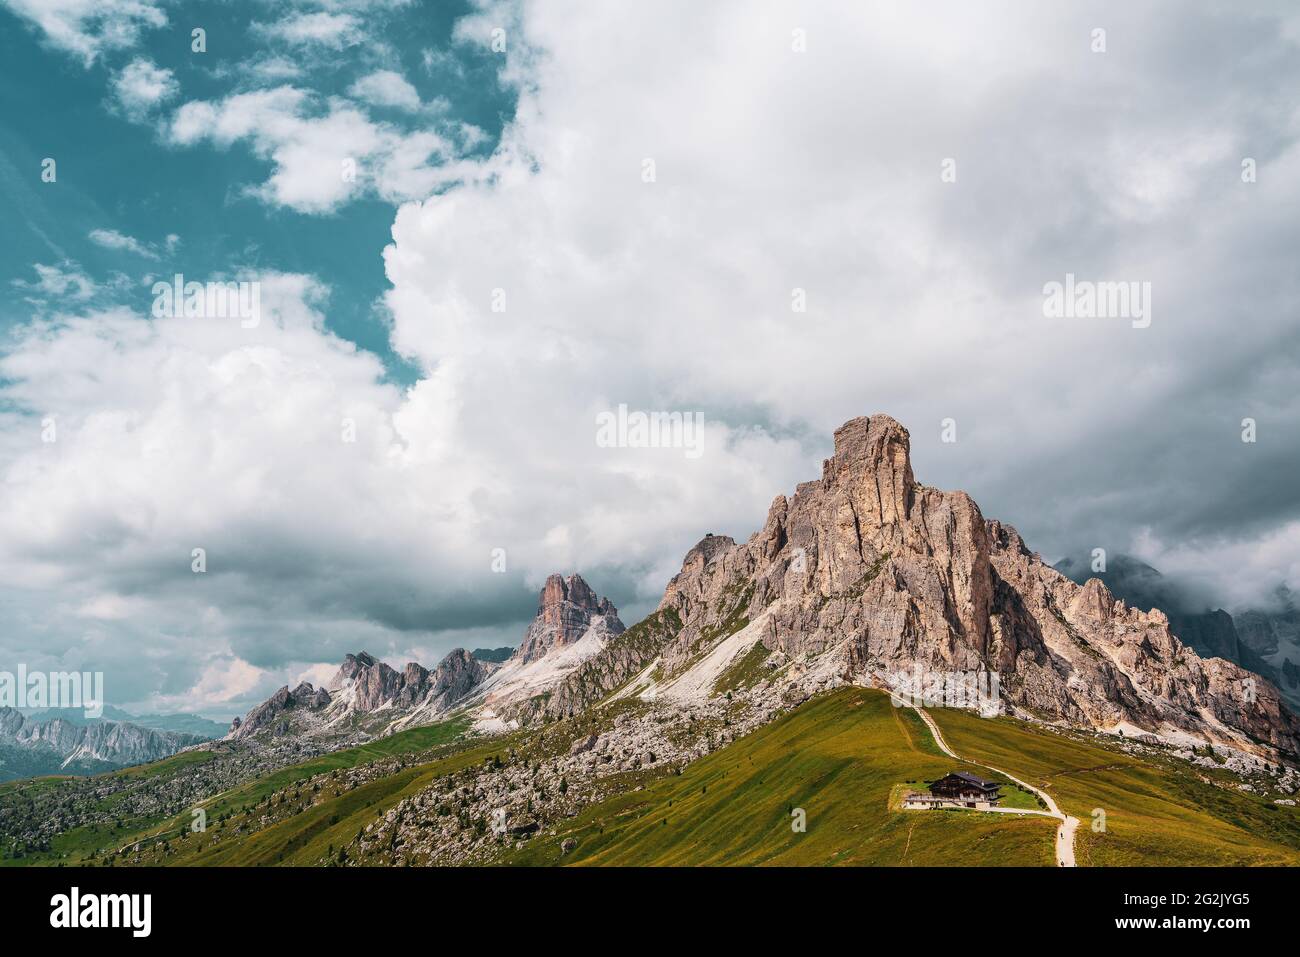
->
913, 707, 1079, 867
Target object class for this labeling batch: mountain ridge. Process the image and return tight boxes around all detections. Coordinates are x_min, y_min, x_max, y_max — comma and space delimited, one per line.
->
508, 414, 1298, 759
228, 414, 1300, 763
1054, 552, 1299, 710
0, 707, 205, 782
228, 572, 627, 741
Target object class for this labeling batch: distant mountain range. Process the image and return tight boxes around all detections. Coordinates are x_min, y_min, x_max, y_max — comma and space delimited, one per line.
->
1054, 553, 1300, 711
0, 708, 205, 782
19, 705, 228, 739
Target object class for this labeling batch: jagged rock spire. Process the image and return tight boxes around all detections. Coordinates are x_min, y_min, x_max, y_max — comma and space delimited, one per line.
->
514, 573, 624, 664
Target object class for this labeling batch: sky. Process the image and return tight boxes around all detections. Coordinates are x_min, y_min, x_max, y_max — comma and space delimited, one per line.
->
1, 0, 1298, 720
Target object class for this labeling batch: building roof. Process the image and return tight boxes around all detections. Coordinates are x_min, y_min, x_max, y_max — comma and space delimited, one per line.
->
942, 771, 1000, 789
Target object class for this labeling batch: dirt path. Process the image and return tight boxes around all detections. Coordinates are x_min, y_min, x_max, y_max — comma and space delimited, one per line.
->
914, 707, 1079, 867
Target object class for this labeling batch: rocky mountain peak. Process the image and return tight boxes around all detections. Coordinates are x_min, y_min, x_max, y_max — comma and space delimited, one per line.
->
551, 412, 1300, 760
1054, 550, 1295, 709
515, 573, 624, 664
327, 651, 379, 691
820, 413, 917, 534
537, 573, 616, 620
232, 679, 332, 738
232, 643, 505, 742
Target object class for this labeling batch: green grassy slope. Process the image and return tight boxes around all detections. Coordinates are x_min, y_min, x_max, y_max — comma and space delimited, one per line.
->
506, 688, 1056, 866
1, 718, 472, 866
13, 689, 1297, 868
927, 708, 1300, 866
0, 750, 221, 866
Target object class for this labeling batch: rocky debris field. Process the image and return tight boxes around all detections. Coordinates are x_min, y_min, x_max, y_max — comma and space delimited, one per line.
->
344, 664, 847, 866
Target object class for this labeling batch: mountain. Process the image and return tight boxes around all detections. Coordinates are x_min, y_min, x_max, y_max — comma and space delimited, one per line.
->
514, 574, 623, 663
20, 705, 227, 739
1235, 586, 1300, 698
7, 414, 1300, 869
467, 573, 626, 725
1052, 553, 1268, 670
229, 573, 626, 741
504, 414, 1299, 759
0, 707, 204, 782
1054, 554, 1300, 712
226, 415, 1298, 763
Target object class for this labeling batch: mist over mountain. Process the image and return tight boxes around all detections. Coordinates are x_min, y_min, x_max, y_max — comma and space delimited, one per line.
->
20, 706, 227, 739
1055, 553, 1300, 709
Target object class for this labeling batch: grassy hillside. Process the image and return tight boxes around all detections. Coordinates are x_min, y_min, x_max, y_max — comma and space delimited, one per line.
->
9, 688, 1297, 868
156, 725, 497, 866
505, 688, 1056, 866
0, 749, 220, 866
0, 718, 471, 866
927, 707, 1300, 866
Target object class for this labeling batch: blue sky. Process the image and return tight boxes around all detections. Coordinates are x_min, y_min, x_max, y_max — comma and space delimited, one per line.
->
0, 0, 513, 381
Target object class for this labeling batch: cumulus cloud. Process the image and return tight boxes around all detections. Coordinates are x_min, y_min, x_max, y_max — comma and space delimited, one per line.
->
0, 260, 806, 712
5, 1, 1300, 714
1, 0, 166, 65
379, 0, 1300, 610
349, 69, 422, 111
166, 85, 469, 213
252, 11, 366, 50
109, 57, 178, 121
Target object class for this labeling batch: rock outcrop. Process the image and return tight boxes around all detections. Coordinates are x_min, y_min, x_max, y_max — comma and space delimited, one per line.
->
230, 573, 626, 741
232, 681, 333, 738
514, 573, 624, 663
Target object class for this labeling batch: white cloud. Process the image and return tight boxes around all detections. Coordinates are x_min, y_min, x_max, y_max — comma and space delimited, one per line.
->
421, 46, 464, 78
166, 86, 464, 213
349, 69, 422, 111
11, 261, 98, 301
253, 11, 365, 50
109, 57, 179, 120
88, 227, 159, 259
1, 0, 167, 64
5, 1, 1300, 713
380, 0, 1300, 609
146, 656, 266, 715
217, 55, 306, 84
1132, 525, 1300, 614
0, 259, 804, 710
